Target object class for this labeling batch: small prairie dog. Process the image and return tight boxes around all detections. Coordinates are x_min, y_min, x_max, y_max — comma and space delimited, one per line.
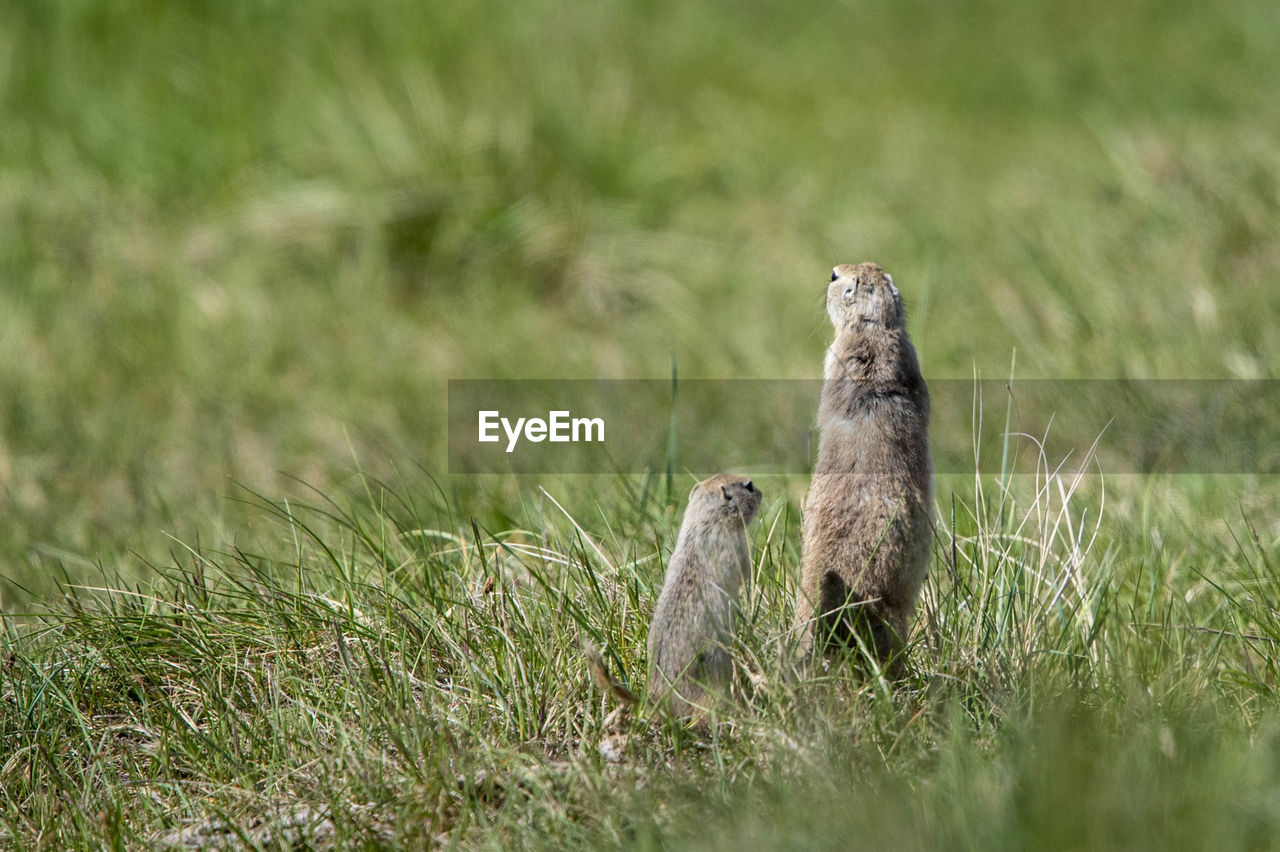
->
797, 263, 933, 668
644, 474, 762, 719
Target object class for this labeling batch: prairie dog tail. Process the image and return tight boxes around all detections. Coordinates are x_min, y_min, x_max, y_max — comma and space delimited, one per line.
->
583, 642, 639, 707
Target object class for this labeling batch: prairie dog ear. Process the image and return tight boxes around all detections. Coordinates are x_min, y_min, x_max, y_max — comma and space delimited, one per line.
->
885, 273, 899, 297
720, 485, 731, 501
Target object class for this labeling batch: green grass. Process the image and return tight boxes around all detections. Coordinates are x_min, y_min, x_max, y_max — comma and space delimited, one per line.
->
1, 0, 1279, 847
2, 461, 1277, 847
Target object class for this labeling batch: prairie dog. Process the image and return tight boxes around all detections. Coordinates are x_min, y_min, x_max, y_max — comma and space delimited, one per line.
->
645, 474, 762, 719
797, 263, 933, 669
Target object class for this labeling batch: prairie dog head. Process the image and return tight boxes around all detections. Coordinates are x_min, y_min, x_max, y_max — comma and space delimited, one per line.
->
826, 262, 904, 332
689, 474, 762, 527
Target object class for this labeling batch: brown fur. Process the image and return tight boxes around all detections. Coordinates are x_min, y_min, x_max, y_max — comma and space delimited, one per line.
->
796, 263, 933, 670
647, 474, 762, 719
583, 642, 639, 707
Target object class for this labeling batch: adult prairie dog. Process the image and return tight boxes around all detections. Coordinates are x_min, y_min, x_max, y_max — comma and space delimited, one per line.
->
645, 474, 762, 718
797, 263, 933, 669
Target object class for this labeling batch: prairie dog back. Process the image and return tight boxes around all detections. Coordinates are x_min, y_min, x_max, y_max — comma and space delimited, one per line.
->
648, 475, 762, 718
798, 263, 933, 668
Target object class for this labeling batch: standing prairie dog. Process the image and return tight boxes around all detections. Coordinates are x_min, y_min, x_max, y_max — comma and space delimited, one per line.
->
645, 474, 762, 719
797, 263, 933, 669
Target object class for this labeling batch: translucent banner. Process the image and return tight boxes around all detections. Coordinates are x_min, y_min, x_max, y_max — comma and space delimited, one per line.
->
447, 380, 1280, 475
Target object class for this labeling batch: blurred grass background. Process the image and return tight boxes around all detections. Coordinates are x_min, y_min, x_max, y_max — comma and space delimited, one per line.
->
2, 0, 1278, 602
2, 0, 1280, 846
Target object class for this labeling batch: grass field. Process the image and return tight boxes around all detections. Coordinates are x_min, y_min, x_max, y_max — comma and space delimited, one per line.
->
2, 0, 1279, 847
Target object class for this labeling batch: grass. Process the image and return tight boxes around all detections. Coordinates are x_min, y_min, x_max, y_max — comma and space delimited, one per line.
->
1, 453, 1277, 847
1, 0, 1279, 847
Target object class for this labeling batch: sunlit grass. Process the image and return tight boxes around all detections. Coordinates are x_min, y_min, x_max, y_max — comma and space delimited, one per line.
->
1, 0, 1279, 846
2, 432, 1276, 846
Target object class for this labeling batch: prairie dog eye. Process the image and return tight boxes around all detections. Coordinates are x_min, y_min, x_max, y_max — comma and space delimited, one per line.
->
744, 480, 754, 492
720, 485, 731, 501
830, 269, 839, 282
